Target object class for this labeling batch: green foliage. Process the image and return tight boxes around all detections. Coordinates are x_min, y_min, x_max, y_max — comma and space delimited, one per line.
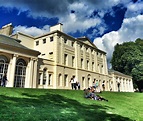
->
111, 39, 143, 85
0, 88, 143, 121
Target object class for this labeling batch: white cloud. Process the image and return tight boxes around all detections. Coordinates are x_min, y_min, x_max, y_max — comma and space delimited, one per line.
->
13, 25, 50, 36
125, 0, 143, 18
61, 13, 102, 33
93, 14, 143, 68
0, 0, 131, 35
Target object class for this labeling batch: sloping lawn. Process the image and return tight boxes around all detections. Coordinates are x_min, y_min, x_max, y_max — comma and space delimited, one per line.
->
0, 87, 142, 121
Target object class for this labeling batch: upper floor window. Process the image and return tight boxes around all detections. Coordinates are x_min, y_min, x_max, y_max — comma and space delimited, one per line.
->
50, 37, 53, 42
87, 60, 89, 70
92, 62, 94, 71
72, 56, 75, 67
71, 41, 74, 47
43, 38, 46, 44
36, 41, 39, 46
64, 54, 68, 65
49, 52, 53, 59
81, 58, 83, 69
64, 38, 67, 44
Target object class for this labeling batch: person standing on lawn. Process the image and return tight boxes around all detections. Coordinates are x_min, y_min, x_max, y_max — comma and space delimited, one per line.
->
2, 73, 7, 87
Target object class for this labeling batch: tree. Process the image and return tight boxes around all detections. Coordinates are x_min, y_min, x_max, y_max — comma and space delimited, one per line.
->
111, 39, 143, 91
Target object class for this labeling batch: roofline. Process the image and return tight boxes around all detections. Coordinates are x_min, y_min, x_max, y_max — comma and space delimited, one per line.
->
109, 70, 132, 78
0, 42, 41, 56
17, 32, 35, 39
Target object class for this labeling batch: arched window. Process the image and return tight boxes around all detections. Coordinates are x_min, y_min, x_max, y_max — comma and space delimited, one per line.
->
14, 58, 27, 87
0, 55, 9, 79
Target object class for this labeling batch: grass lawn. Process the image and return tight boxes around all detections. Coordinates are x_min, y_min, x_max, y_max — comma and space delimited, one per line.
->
0, 87, 142, 121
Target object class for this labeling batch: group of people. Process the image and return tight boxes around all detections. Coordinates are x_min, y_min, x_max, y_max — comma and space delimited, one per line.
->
84, 86, 108, 101
70, 76, 80, 90
0, 73, 8, 87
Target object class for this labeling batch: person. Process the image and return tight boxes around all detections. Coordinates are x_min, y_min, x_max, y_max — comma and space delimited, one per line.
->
2, 73, 7, 87
77, 82, 80, 90
95, 95, 108, 102
84, 87, 96, 100
70, 77, 74, 90
102, 80, 105, 91
73, 76, 77, 90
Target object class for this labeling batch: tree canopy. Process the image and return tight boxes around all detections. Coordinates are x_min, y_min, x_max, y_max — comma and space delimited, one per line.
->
111, 38, 143, 89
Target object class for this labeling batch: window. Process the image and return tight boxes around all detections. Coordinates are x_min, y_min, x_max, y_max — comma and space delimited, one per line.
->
71, 41, 74, 47
36, 41, 39, 46
58, 74, 62, 86
0, 55, 9, 80
64, 38, 67, 44
49, 52, 53, 59
87, 60, 89, 70
72, 56, 75, 67
42, 54, 45, 56
64, 74, 68, 86
64, 54, 68, 65
43, 68, 47, 85
14, 58, 27, 87
82, 77, 85, 88
48, 74, 52, 85
43, 38, 46, 44
81, 58, 83, 68
92, 62, 94, 71
50, 37, 53, 42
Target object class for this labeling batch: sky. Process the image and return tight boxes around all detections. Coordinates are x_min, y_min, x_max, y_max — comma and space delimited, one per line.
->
0, 0, 143, 68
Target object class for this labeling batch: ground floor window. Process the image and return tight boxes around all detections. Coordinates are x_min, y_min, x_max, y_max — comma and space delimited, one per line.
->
14, 58, 27, 87
0, 55, 9, 79
48, 74, 52, 85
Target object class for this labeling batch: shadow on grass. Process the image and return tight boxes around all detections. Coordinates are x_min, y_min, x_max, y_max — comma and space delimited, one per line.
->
0, 91, 133, 121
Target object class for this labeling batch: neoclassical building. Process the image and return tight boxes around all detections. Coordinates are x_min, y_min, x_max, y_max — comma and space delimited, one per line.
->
0, 23, 134, 92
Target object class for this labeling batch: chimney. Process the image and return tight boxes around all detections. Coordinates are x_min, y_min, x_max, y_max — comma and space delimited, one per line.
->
0, 23, 13, 36
50, 23, 63, 32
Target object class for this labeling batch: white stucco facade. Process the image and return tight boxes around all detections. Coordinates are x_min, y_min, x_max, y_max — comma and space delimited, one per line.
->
0, 23, 134, 92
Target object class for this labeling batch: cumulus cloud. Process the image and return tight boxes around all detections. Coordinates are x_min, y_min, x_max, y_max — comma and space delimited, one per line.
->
125, 0, 143, 18
0, 0, 131, 35
93, 14, 143, 68
13, 25, 50, 36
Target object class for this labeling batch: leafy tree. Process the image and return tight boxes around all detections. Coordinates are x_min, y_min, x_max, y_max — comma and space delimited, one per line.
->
111, 39, 143, 91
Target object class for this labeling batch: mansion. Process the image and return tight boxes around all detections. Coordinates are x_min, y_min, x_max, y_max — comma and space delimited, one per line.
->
0, 23, 134, 92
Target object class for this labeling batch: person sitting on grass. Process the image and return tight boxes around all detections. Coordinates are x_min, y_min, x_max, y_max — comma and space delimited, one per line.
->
84, 87, 97, 100
95, 95, 108, 102
84, 87, 108, 102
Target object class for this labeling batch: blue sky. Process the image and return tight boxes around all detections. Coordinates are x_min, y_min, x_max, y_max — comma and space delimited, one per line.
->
0, 0, 143, 67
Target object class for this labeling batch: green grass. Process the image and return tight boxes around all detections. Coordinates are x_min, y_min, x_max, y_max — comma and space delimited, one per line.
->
0, 87, 142, 121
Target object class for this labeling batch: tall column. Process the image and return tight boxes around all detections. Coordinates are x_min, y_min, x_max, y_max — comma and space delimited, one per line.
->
75, 41, 79, 81
125, 79, 127, 92
94, 52, 98, 72
103, 54, 108, 75
113, 76, 116, 91
53, 34, 59, 89
53, 33, 59, 64
32, 59, 38, 88
9, 54, 18, 87
121, 78, 124, 92
130, 79, 134, 92
46, 71, 49, 87
89, 48, 92, 71
40, 73, 43, 85
83, 46, 86, 70
27, 58, 34, 88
